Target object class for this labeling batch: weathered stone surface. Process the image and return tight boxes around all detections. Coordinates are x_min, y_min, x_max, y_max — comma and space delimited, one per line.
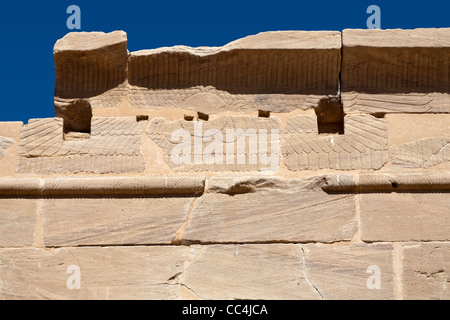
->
0, 137, 15, 159
282, 114, 388, 170
0, 247, 187, 300
54, 31, 128, 99
323, 172, 450, 193
17, 117, 146, 174
386, 114, 450, 147
128, 31, 341, 114
182, 244, 394, 300
41, 197, 194, 247
53, 31, 341, 114
403, 243, 450, 300
0, 122, 22, 177
390, 138, 450, 169
2, 28, 450, 301
0, 199, 37, 247
54, 99, 93, 134
360, 193, 450, 242
184, 177, 357, 243
129, 88, 330, 115
205, 175, 311, 194
147, 116, 281, 172
182, 244, 319, 300
342, 28, 450, 114
0, 178, 41, 197
302, 243, 395, 300
343, 92, 450, 114
0, 176, 205, 197
54, 31, 129, 130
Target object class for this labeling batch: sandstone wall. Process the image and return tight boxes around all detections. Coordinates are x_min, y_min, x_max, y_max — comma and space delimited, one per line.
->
0, 29, 449, 300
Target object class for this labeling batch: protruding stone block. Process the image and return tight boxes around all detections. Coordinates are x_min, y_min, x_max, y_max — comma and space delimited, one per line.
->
54, 31, 128, 127
54, 31, 128, 99
129, 31, 341, 114
342, 28, 450, 114
0, 176, 205, 197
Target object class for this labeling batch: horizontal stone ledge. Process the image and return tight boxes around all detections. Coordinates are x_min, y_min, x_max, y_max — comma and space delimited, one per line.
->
343, 28, 450, 48
323, 172, 450, 193
0, 176, 205, 197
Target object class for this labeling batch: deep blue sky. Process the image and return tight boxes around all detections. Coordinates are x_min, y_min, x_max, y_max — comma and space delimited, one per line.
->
1, 0, 449, 123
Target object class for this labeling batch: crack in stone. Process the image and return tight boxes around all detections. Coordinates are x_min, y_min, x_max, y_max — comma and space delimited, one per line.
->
300, 245, 324, 300
176, 246, 206, 300
172, 197, 200, 245
167, 272, 182, 282
180, 283, 201, 300
415, 270, 446, 279
423, 143, 450, 167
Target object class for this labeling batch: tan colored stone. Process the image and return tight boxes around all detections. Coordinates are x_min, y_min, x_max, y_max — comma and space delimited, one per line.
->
41, 198, 194, 247
386, 114, 450, 147
0, 246, 187, 300
0, 122, 22, 177
129, 88, 330, 115
390, 138, 450, 169
54, 31, 128, 99
182, 244, 320, 300
323, 172, 450, 193
184, 177, 357, 243
302, 243, 395, 300
54, 31, 128, 52
52, 31, 343, 115
342, 28, 450, 114
0, 178, 40, 197
17, 117, 146, 174
182, 244, 394, 300
54, 31, 129, 128
3, 28, 450, 301
0, 199, 37, 247
147, 116, 281, 172
0, 176, 205, 197
282, 114, 388, 170
128, 31, 341, 114
360, 193, 450, 242
0, 137, 15, 159
403, 243, 450, 300
344, 28, 450, 48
